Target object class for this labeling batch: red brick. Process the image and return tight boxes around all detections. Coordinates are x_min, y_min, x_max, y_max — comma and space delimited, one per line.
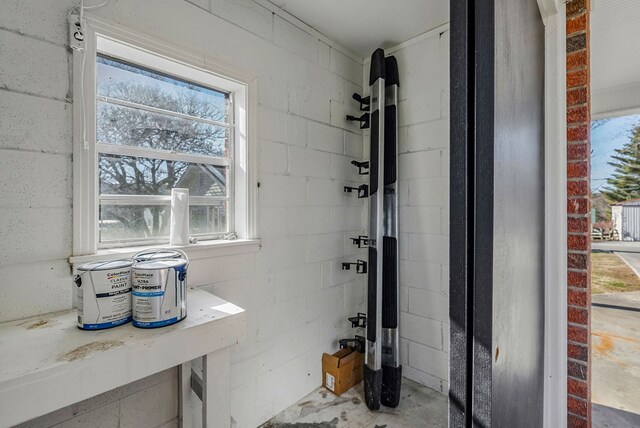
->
567, 33, 587, 53
568, 414, 588, 428
568, 253, 588, 270
567, 14, 587, 35
568, 396, 588, 418
568, 105, 589, 124
568, 218, 588, 234
567, 143, 589, 161
568, 289, 588, 307
567, 0, 587, 18
569, 306, 588, 324
568, 198, 589, 215
567, 125, 589, 142
568, 180, 589, 197
568, 325, 589, 343
568, 270, 588, 288
568, 234, 588, 250
568, 360, 588, 380
567, 69, 588, 89
567, 161, 588, 178
568, 343, 588, 361
567, 51, 588, 71
567, 87, 588, 107
568, 378, 589, 399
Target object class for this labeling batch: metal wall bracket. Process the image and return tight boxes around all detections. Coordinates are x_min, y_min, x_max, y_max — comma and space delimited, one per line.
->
343, 184, 368, 198
339, 335, 366, 353
341, 259, 367, 274
348, 312, 367, 328
346, 112, 370, 129
352, 93, 370, 111
351, 160, 370, 175
350, 235, 370, 248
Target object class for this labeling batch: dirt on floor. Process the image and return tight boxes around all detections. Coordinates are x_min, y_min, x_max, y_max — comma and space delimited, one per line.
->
592, 252, 640, 294
261, 378, 447, 428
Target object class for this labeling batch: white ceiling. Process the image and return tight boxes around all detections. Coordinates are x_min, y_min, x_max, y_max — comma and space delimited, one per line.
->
591, 0, 640, 91
265, 0, 449, 58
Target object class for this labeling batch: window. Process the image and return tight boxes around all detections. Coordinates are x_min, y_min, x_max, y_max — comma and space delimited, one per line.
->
71, 19, 256, 254
96, 55, 232, 245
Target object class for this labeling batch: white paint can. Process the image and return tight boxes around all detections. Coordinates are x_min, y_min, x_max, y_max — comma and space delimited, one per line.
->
75, 260, 133, 330
132, 258, 188, 328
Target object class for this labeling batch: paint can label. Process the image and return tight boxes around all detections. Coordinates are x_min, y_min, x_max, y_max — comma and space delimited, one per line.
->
132, 263, 187, 328
76, 268, 132, 329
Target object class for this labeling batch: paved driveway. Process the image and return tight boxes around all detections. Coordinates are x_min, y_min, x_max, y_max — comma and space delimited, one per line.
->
616, 252, 640, 278
592, 292, 640, 427
592, 241, 640, 253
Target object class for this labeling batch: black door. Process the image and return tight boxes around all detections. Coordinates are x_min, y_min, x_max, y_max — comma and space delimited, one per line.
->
449, 0, 545, 426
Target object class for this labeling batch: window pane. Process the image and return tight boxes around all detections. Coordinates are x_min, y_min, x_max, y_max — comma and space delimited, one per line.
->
99, 203, 227, 243
100, 204, 169, 242
99, 154, 227, 197
190, 202, 228, 235
96, 54, 228, 122
97, 101, 229, 158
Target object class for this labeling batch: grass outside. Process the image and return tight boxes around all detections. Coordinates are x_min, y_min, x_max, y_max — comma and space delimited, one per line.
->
592, 252, 640, 294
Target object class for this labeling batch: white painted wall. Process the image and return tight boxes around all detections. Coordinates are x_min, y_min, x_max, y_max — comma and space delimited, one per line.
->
1, 0, 451, 424
1, 0, 366, 426
379, 28, 451, 394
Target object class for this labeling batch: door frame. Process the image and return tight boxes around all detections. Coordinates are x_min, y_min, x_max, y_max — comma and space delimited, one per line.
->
538, 0, 569, 427
448, 0, 568, 426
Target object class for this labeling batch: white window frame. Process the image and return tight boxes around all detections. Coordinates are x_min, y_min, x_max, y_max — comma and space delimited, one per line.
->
71, 15, 258, 256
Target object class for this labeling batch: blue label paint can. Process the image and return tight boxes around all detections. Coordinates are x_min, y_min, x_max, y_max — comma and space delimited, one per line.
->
131, 258, 188, 328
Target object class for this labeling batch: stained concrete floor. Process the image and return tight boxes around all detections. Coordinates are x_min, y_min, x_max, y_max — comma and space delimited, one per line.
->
592, 292, 640, 427
260, 377, 447, 428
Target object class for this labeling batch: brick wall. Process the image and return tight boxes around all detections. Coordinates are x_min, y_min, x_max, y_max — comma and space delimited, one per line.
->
566, 0, 591, 426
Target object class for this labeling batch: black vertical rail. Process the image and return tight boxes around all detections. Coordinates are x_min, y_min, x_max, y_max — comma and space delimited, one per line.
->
450, 0, 495, 426
472, 0, 495, 426
449, 0, 473, 426
380, 55, 401, 409
364, 48, 386, 412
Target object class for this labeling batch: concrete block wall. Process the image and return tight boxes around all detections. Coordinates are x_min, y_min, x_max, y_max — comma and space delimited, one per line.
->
389, 29, 451, 393
16, 369, 179, 428
1, 0, 366, 426
358, 27, 450, 394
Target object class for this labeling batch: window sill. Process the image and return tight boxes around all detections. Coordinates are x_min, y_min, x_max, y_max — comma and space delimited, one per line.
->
69, 239, 260, 268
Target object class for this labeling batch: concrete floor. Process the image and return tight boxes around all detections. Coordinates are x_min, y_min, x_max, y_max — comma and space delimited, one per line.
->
260, 377, 447, 428
592, 292, 640, 427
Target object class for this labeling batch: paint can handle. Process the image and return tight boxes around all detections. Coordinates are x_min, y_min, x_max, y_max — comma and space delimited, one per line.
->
131, 248, 190, 267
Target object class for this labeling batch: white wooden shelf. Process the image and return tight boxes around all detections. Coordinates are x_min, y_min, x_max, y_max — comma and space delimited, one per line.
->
0, 288, 246, 428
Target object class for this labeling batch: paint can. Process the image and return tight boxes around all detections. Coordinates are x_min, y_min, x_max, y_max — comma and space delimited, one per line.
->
131, 258, 188, 328
75, 260, 133, 330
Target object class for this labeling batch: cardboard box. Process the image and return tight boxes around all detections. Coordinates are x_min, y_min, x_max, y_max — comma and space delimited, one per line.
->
321, 348, 364, 396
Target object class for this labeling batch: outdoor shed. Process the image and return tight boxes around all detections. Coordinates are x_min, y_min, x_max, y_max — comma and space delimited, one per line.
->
612, 199, 640, 241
